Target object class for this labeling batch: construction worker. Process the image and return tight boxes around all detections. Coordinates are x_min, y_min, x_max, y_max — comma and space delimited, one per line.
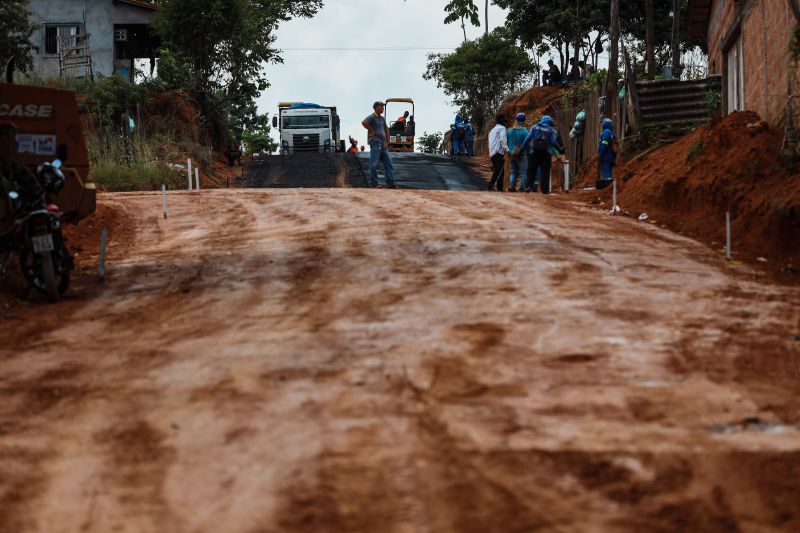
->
451, 114, 467, 157
507, 113, 529, 192
361, 101, 396, 188
597, 118, 617, 189
347, 136, 359, 154
487, 115, 508, 191
522, 115, 565, 194
465, 121, 475, 157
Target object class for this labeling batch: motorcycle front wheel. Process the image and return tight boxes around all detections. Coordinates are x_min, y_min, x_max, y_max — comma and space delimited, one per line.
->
20, 248, 70, 303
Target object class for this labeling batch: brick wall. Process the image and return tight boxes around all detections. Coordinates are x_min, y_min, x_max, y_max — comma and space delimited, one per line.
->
706, 0, 800, 128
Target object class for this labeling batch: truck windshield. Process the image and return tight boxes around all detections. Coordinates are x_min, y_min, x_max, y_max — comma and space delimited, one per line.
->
282, 116, 330, 129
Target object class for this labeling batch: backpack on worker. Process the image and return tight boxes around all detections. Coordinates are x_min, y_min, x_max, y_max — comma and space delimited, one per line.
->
531, 125, 549, 151
606, 133, 619, 164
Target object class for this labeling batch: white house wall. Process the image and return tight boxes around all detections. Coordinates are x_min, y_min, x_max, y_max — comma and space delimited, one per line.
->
26, 0, 154, 79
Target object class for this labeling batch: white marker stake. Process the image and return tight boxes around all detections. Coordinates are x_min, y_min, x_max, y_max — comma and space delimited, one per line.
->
99, 228, 108, 281
563, 160, 570, 193
187, 158, 193, 191
726, 211, 732, 260
612, 179, 618, 213
162, 184, 168, 219
195, 167, 200, 190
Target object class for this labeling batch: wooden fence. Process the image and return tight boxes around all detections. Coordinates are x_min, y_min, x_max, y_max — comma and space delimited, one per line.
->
552, 89, 603, 183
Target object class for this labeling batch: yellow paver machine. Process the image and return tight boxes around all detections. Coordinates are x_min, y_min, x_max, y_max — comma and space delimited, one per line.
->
385, 98, 415, 153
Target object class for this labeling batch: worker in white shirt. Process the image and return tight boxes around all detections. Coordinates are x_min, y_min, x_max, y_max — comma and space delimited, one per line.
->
487, 114, 508, 191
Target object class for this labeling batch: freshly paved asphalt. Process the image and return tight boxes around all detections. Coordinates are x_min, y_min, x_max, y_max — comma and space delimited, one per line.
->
354, 152, 485, 191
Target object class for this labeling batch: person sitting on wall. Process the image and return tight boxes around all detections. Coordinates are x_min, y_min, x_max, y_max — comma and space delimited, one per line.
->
542, 59, 562, 86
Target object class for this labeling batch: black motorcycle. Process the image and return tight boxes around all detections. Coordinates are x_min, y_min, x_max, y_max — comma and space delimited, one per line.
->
2, 161, 73, 302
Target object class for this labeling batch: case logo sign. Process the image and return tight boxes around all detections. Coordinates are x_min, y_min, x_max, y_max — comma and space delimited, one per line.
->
0, 104, 55, 118
15, 134, 56, 155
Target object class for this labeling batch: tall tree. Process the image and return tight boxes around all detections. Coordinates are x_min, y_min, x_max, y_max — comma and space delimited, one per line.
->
496, 0, 607, 73
645, 0, 655, 79
485, 0, 489, 36
575, 0, 582, 78
424, 29, 534, 129
152, 0, 322, 145
608, 0, 620, 112
444, 0, 480, 43
0, 0, 37, 74
671, 0, 681, 76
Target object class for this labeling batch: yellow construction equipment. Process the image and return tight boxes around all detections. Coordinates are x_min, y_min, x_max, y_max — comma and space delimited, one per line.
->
385, 98, 415, 153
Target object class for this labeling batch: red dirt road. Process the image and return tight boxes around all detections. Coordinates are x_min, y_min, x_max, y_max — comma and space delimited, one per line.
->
1, 190, 800, 532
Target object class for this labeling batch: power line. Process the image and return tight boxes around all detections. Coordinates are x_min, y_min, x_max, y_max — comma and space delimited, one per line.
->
279, 46, 457, 51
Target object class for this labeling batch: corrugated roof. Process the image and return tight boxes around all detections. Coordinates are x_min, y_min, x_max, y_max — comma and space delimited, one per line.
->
114, 0, 157, 11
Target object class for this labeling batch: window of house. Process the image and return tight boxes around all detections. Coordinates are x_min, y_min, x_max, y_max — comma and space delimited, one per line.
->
44, 24, 83, 55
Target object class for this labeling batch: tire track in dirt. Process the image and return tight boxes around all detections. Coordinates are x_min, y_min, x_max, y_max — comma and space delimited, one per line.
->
1, 189, 800, 531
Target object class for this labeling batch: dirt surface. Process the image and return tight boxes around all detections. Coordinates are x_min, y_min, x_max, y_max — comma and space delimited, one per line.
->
2, 189, 800, 532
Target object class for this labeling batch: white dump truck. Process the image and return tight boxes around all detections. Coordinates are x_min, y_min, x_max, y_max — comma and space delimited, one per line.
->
272, 102, 342, 155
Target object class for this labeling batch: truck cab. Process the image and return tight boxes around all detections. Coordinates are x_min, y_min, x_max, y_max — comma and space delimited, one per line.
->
273, 103, 341, 155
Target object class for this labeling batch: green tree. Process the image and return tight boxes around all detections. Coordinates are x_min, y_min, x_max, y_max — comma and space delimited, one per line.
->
152, 0, 322, 146
0, 0, 37, 74
417, 132, 443, 154
231, 98, 277, 155
497, 0, 703, 79
444, 0, 480, 43
424, 29, 534, 130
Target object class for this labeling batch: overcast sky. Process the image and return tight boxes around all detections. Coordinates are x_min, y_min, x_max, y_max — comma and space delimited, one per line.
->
256, 0, 509, 149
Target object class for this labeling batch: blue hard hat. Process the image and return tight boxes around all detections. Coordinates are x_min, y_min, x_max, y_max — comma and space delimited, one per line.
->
540, 115, 553, 126
516, 113, 526, 122
602, 118, 614, 129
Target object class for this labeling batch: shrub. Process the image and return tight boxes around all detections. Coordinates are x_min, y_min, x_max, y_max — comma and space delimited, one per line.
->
90, 161, 185, 192
687, 141, 704, 161
705, 90, 722, 116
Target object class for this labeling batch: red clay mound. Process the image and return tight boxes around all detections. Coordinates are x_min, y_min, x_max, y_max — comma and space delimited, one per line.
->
468, 86, 565, 156
611, 111, 800, 272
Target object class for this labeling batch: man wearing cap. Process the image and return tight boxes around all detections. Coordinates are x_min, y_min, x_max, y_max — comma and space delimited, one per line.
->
361, 101, 396, 188
507, 113, 529, 192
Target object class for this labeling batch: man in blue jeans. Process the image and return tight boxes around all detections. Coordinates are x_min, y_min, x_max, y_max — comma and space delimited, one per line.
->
361, 101, 396, 188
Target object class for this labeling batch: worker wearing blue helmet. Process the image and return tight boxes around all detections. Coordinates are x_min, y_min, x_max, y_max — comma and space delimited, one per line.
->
521, 115, 565, 194
597, 118, 617, 189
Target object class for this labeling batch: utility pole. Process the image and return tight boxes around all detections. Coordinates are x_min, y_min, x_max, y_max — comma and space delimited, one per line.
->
608, 0, 620, 114
671, 0, 681, 77
645, 0, 655, 79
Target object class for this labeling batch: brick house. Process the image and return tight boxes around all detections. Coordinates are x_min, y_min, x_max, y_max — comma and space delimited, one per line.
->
686, 0, 800, 129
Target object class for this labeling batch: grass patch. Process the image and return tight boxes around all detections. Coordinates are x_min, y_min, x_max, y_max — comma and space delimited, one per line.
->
90, 161, 185, 192
686, 141, 705, 161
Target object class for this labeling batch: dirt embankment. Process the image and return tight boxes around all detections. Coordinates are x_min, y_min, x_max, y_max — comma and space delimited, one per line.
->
578, 111, 800, 280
